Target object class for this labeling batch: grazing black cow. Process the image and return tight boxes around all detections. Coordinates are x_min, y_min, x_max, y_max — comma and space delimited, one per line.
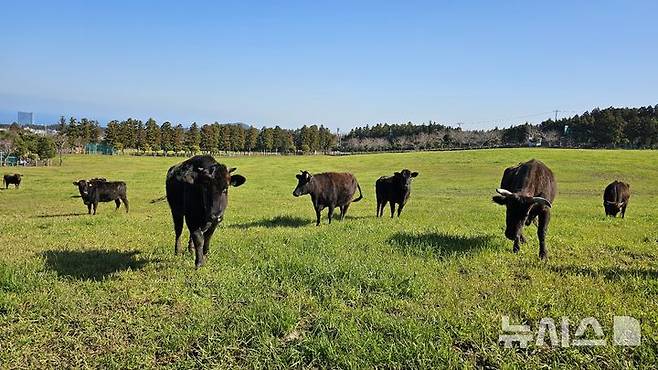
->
166, 155, 246, 268
376, 169, 419, 218
76, 180, 129, 215
492, 159, 556, 260
603, 181, 631, 218
73, 178, 107, 199
292, 171, 363, 226
3, 174, 22, 189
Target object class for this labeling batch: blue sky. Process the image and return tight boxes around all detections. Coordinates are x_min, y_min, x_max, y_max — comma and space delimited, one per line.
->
1, 1, 657, 130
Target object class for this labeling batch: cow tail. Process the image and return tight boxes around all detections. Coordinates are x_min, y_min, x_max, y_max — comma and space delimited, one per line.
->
150, 195, 167, 204
353, 181, 363, 202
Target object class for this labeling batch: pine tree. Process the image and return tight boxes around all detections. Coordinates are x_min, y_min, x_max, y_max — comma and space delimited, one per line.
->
185, 123, 201, 154
145, 118, 161, 152
245, 126, 259, 152
200, 124, 218, 153
173, 124, 185, 153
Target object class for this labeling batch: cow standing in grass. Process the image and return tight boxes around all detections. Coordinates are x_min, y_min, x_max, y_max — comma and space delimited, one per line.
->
375, 169, 419, 218
492, 159, 556, 260
166, 155, 246, 268
292, 171, 363, 226
3, 174, 22, 189
77, 181, 129, 215
603, 181, 630, 218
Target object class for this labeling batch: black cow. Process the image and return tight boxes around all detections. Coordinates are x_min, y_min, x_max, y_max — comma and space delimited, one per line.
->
76, 180, 129, 215
166, 155, 246, 268
73, 178, 107, 199
3, 174, 22, 189
376, 169, 419, 218
293, 171, 363, 226
492, 159, 556, 259
603, 181, 631, 218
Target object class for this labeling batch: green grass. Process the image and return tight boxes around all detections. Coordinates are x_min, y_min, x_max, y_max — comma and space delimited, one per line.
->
1, 149, 657, 368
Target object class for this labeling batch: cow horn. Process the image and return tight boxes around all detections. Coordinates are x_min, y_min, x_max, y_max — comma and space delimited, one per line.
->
532, 197, 552, 208
496, 188, 513, 196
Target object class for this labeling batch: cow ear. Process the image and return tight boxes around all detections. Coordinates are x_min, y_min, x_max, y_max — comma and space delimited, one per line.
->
492, 195, 507, 205
73, 181, 79, 186
296, 174, 302, 180
411, 172, 418, 177
394, 172, 401, 177
230, 174, 246, 187
229, 167, 237, 174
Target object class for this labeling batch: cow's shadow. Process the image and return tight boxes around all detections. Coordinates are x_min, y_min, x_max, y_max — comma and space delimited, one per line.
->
550, 265, 658, 281
35, 212, 87, 218
230, 215, 310, 229
43, 249, 154, 281
389, 231, 496, 257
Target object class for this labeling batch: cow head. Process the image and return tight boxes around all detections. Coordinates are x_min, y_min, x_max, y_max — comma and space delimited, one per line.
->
73, 180, 90, 196
293, 170, 313, 197
394, 169, 419, 189
492, 188, 551, 240
182, 164, 246, 222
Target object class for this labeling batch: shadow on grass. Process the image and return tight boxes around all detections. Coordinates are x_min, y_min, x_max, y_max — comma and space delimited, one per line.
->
43, 250, 153, 281
389, 231, 495, 257
35, 212, 87, 218
230, 215, 310, 229
550, 265, 658, 281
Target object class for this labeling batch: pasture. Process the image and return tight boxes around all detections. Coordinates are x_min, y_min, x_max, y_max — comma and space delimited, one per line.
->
1, 149, 657, 368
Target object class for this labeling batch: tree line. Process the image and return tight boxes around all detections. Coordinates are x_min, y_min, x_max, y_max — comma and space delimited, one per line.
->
60, 117, 337, 155
342, 105, 658, 151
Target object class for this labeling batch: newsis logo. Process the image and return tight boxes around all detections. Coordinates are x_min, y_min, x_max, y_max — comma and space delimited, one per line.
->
498, 315, 641, 348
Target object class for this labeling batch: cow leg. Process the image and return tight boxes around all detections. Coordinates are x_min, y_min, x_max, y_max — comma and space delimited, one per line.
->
341, 203, 350, 220
397, 203, 405, 217
121, 197, 129, 213
389, 202, 396, 218
92, 202, 98, 215
191, 229, 205, 268
187, 237, 194, 254
538, 210, 550, 260
173, 213, 185, 255
328, 207, 334, 224
115, 199, 121, 210
376, 202, 380, 217
203, 223, 218, 256
621, 204, 627, 219
87, 203, 92, 214
513, 237, 521, 253
315, 206, 322, 226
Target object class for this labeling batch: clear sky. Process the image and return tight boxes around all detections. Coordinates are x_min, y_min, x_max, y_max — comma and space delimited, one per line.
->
1, 1, 657, 130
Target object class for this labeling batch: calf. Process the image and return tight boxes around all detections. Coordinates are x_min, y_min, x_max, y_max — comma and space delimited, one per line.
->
293, 171, 363, 226
603, 181, 630, 218
3, 174, 22, 189
492, 159, 556, 259
166, 155, 246, 268
376, 169, 419, 217
81, 181, 129, 215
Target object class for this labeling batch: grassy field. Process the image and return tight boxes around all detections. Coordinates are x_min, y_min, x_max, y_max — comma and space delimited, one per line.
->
1, 149, 657, 368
